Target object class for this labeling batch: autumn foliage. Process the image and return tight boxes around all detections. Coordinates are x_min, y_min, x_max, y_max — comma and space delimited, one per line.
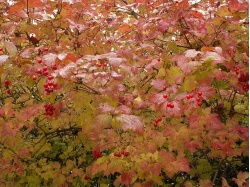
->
0, 0, 249, 186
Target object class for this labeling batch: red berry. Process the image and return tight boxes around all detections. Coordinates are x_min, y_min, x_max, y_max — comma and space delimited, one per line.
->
32, 75, 37, 81
4, 80, 10, 86
163, 86, 167, 90
103, 63, 107, 67
53, 82, 58, 88
121, 150, 125, 155
238, 72, 249, 82
44, 83, 48, 88
228, 51, 231, 55
44, 47, 49, 52
6, 88, 11, 94
233, 49, 236, 53
97, 63, 102, 67
43, 71, 49, 76
37, 59, 42, 63
0, 47, 3, 51
197, 101, 202, 106
37, 69, 42, 74
186, 94, 191, 99
163, 94, 168, 99
189, 94, 194, 98
158, 58, 161, 62
52, 65, 57, 70
48, 75, 53, 80
170, 103, 174, 108
196, 98, 201, 102
167, 103, 171, 108
114, 153, 122, 157
43, 66, 48, 71
124, 152, 129, 156
154, 123, 158, 128
48, 82, 54, 86
198, 92, 202, 97
156, 118, 162, 123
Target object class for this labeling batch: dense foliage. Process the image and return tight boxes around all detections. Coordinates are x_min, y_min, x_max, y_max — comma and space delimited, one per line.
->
0, 0, 249, 186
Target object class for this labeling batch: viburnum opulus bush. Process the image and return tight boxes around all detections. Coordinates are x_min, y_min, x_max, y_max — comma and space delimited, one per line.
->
0, 0, 248, 186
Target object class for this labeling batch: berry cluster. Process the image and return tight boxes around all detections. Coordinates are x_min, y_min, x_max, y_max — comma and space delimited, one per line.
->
114, 150, 129, 157
234, 67, 240, 74
4, 79, 11, 94
154, 117, 162, 128
186, 92, 203, 106
167, 102, 174, 108
93, 150, 102, 159
35, 57, 58, 95
43, 79, 58, 95
44, 104, 55, 116
242, 82, 249, 92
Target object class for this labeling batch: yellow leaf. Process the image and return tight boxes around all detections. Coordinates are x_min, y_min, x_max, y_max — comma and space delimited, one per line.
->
217, 6, 231, 17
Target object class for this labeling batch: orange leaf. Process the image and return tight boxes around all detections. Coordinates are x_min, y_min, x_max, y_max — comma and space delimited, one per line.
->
8, 1, 26, 14
201, 46, 215, 52
28, 0, 43, 8
118, 24, 131, 34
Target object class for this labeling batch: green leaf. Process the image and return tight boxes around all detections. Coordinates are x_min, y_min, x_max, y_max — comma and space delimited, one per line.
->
168, 42, 179, 54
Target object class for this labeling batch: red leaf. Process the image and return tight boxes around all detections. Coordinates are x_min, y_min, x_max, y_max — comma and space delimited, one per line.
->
228, 0, 242, 12
121, 171, 137, 187
116, 114, 144, 134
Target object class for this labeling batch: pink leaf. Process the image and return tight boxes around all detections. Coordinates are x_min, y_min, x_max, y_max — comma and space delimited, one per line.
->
197, 86, 216, 100
151, 79, 167, 90
207, 114, 223, 130
5, 41, 17, 56
58, 62, 76, 78
145, 59, 161, 72
98, 103, 115, 114
115, 105, 131, 115
43, 53, 58, 66
0, 55, 9, 66
174, 154, 190, 173
116, 114, 144, 134
148, 93, 167, 106
166, 100, 183, 117
201, 51, 225, 64
20, 48, 34, 58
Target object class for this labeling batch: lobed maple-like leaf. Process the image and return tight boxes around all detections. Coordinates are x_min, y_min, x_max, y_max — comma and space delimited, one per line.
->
116, 114, 144, 134
121, 170, 137, 187
232, 172, 249, 187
